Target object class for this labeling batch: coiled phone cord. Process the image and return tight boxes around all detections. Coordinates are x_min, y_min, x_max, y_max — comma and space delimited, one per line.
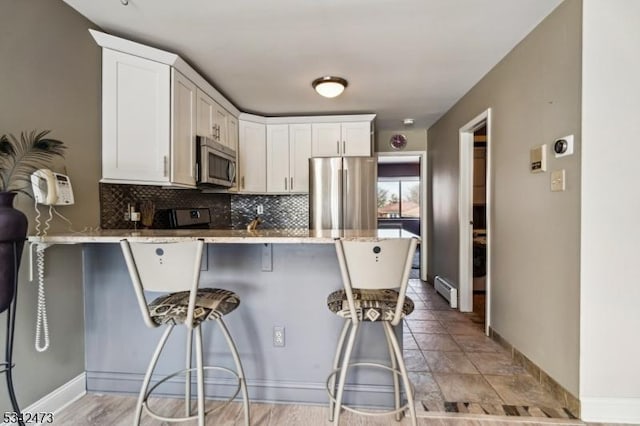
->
33, 202, 52, 352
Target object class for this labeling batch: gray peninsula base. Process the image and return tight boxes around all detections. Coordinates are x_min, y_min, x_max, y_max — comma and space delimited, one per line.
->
83, 243, 402, 408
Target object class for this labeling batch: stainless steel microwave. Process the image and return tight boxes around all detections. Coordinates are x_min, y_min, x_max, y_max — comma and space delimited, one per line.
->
196, 136, 236, 187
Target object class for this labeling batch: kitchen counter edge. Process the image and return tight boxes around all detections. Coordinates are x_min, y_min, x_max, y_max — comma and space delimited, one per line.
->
27, 228, 420, 244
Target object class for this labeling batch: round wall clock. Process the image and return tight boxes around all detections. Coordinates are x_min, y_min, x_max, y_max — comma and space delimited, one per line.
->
389, 134, 408, 150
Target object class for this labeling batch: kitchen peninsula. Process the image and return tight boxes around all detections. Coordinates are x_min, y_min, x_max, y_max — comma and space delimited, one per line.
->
29, 229, 418, 408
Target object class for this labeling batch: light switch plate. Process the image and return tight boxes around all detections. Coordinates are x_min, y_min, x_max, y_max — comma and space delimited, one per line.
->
530, 144, 547, 173
551, 169, 566, 192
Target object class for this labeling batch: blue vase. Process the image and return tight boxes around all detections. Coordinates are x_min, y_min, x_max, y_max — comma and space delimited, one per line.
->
0, 192, 28, 313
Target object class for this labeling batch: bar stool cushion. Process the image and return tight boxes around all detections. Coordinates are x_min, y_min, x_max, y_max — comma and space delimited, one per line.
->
326, 289, 414, 322
149, 288, 240, 326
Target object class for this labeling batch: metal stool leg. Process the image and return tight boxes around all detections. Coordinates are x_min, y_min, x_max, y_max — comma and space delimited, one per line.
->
217, 318, 250, 426
383, 322, 401, 421
333, 322, 359, 425
134, 325, 174, 426
195, 325, 205, 426
328, 319, 351, 422
185, 328, 193, 417
383, 322, 416, 426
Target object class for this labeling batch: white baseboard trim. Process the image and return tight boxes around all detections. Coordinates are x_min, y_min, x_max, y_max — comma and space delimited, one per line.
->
2, 373, 86, 425
581, 397, 640, 424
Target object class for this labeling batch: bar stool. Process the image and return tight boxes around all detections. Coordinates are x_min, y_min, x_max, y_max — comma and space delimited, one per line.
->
120, 239, 250, 426
326, 237, 418, 425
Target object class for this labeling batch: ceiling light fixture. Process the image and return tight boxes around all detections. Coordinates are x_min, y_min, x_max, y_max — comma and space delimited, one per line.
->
120, 0, 129, 5
403, 118, 415, 126
312, 76, 348, 98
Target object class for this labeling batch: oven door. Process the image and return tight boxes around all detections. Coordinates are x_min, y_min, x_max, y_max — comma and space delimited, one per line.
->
198, 140, 236, 187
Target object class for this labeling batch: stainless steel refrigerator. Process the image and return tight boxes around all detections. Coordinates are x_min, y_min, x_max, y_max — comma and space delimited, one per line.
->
309, 157, 377, 230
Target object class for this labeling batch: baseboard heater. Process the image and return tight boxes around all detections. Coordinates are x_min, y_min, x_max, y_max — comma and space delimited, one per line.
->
434, 275, 458, 308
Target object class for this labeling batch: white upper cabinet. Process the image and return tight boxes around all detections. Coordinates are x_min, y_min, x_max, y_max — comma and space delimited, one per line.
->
196, 88, 235, 151
227, 115, 238, 153
311, 121, 372, 157
101, 49, 197, 187
266, 124, 290, 193
196, 88, 215, 139
266, 124, 311, 194
238, 120, 266, 193
171, 69, 197, 187
213, 104, 229, 148
341, 122, 372, 156
289, 124, 312, 193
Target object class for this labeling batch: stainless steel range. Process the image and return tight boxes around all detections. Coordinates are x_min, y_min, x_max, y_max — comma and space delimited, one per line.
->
168, 208, 212, 229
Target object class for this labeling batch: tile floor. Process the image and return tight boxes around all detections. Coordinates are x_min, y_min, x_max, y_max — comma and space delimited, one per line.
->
404, 279, 574, 419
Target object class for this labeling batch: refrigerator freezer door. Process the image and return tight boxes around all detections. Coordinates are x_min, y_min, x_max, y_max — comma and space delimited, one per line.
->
343, 157, 377, 230
310, 157, 343, 230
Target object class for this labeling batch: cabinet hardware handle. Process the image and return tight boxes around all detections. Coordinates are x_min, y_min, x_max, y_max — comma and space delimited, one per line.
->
242, 176, 245, 189
336, 141, 340, 154
195, 163, 199, 180
163, 156, 168, 177
343, 140, 346, 154
285, 177, 287, 190
290, 177, 293, 189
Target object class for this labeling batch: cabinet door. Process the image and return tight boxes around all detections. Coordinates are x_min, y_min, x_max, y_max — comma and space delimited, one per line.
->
289, 123, 312, 193
311, 123, 341, 157
341, 121, 371, 156
266, 124, 290, 193
213, 103, 228, 147
171, 70, 197, 187
196, 89, 214, 138
228, 115, 239, 153
238, 120, 266, 192
102, 49, 170, 183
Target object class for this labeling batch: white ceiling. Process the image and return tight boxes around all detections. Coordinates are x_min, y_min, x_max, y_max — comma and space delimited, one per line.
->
63, 0, 562, 131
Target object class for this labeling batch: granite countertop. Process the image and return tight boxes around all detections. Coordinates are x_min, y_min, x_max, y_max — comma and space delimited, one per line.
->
27, 228, 420, 244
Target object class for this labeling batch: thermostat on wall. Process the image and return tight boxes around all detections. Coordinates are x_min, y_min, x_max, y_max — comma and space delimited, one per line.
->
530, 144, 547, 173
553, 134, 574, 158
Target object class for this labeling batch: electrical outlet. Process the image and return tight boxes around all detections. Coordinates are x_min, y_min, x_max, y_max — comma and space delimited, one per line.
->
257, 204, 264, 215
273, 326, 285, 347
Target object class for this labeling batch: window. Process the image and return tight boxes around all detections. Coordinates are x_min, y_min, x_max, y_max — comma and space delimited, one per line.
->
377, 178, 420, 218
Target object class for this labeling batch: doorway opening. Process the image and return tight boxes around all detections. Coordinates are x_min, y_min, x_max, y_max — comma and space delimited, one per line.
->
472, 125, 487, 327
376, 151, 428, 281
459, 109, 491, 335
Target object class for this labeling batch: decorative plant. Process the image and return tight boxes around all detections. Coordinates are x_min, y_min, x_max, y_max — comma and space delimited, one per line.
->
0, 130, 66, 197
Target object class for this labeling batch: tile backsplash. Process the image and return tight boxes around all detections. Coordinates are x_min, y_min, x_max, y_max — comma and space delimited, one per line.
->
100, 184, 231, 229
99, 183, 309, 230
230, 194, 309, 229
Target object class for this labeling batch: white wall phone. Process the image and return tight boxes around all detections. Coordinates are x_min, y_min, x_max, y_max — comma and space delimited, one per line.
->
31, 168, 75, 206
30, 169, 75, 352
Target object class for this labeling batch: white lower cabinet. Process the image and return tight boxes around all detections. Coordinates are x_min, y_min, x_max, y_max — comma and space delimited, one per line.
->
266, 124, 312, 194
238, 120, 266, 192
101, 49, 196, 187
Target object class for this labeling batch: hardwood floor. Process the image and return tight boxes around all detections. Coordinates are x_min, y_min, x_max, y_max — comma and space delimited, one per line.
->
54, 393, 591, 425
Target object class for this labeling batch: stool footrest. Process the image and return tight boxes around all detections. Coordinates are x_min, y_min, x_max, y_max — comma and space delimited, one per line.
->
326, 362, 414, 417
143, 365, 243, 422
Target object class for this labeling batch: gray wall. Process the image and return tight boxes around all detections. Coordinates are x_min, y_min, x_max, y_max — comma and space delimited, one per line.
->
0, 0, 100, 410
375, 128, 427, 153
427, 0, 581, 395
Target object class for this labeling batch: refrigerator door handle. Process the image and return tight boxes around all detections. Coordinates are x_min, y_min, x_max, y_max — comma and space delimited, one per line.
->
341, 168, 347, 230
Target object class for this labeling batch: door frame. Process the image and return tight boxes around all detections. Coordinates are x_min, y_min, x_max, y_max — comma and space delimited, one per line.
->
458, 109, 491, 334
376, 150, 428, 281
